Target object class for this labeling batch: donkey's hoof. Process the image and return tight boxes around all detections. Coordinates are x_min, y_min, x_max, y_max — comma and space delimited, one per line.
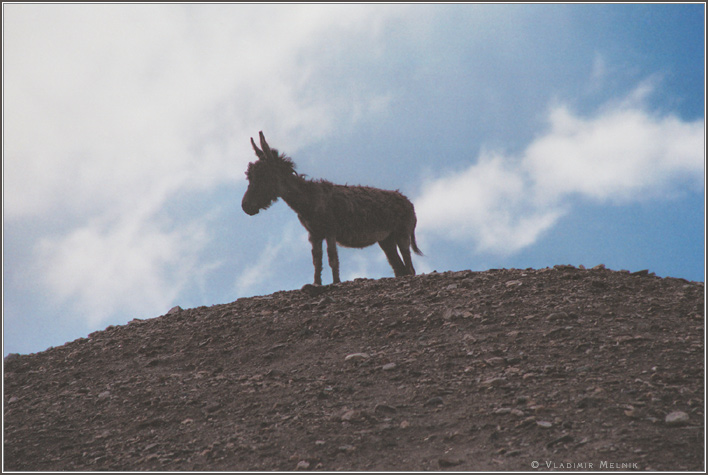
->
301, 283, 329, 298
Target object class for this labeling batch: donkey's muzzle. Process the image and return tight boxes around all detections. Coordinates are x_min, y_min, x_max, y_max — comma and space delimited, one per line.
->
242, 203, 259, 216
241, 195, 260, 215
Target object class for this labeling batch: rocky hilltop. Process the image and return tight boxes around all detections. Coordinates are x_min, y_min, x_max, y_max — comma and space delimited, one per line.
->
4, 266, 704, 471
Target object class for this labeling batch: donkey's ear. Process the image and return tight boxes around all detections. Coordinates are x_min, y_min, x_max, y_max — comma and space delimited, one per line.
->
251, 137, 265, 159
259, 131, 275, 160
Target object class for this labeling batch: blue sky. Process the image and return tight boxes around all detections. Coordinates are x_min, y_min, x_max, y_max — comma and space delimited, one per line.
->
3, 4, 705, 356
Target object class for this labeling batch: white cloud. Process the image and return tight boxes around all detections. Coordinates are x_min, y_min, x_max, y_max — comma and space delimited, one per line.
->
525, 103, 704, 204
36, 213, 210, 326
416, 153, 565, 254
416, 86, 704, 255
3, 4, 404, 221
234, 222, 310, 295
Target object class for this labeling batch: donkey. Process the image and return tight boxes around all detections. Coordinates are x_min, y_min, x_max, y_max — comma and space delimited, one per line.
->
242, 131, 423, 285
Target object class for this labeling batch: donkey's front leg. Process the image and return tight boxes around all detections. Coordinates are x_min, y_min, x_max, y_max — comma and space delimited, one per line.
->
325, 235, 340, 284
310, 235, 323, 285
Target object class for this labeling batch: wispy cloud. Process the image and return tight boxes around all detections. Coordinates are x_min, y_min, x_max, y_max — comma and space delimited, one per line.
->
234, 222, 309, 295
525, 102, 704, 204
416, 85, 704, 255
36, 213, 210, 325
4, 4, 405, 222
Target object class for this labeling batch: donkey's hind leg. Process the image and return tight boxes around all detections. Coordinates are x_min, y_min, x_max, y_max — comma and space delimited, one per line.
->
397, 234, 416, 276
379, 235, 408, 277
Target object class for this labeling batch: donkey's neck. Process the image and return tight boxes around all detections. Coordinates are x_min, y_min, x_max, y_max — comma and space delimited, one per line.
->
279, 173, 316, 217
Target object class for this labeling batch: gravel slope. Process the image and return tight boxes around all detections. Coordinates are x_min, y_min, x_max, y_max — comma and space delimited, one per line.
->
4, 265, 704, 471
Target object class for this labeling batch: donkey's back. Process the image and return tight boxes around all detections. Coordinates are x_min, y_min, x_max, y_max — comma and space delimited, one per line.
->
306, 181, 417, 248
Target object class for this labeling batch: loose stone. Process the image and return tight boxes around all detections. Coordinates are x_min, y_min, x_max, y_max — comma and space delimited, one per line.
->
665, 411, 689, 426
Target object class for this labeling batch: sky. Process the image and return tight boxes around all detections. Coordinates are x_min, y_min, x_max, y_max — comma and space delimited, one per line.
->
3, 3, 705, 357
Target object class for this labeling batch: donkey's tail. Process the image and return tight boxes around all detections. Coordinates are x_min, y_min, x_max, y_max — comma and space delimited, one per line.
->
411, 230, 424, 256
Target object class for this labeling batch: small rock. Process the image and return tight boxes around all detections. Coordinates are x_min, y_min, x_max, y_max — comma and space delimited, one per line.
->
337, 445, 356, 453
382, 363, 396, 371
167, 306, 182, 315
547, 312, 569, 322
340, 409, 359, 421
493, 407, 512, 415
442, 308, 472, 320
95, 429, 112, 440
665, 411, 689, 426
554, 264, 575, 270
295, 460, 310, 470
485, 357, 506, 366
181, 418, 194, 425
481, 377, 507, 388
592, 264, 606, 270
374, 404, 397, 414
345, 352, 370, 361
536, 420, 553, 428
424, 396, 444, 407
205, 403, 221, 413
439, 457, 464, 467
400, 420, 410, 429
8, 396, 19, 404
97, 390, 111, 400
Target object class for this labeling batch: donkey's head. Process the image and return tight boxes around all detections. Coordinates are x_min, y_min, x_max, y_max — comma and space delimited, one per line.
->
242, 132, 296, 216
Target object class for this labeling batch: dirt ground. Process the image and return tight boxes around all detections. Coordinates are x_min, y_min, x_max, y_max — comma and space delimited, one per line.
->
4, 265, 704, 471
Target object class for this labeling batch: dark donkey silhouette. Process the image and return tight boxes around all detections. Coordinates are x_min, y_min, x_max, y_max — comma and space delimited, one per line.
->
242, 131, 423, 285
